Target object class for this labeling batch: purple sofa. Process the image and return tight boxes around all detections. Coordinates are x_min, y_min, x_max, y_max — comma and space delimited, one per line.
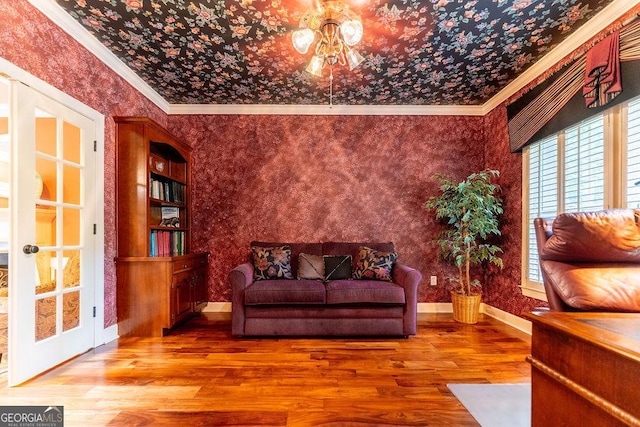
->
229, 241, 422, 337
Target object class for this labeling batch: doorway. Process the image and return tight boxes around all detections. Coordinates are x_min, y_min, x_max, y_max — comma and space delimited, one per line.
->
0, 73, 104, 386
0, 79, 8, 376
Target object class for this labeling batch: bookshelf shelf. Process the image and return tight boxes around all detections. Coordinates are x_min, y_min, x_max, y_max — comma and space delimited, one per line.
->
115, 116, 209, 337
149, 198, 185, 207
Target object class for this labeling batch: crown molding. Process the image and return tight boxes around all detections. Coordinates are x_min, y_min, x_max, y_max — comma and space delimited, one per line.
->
167, 103, 484, 116
28, 0, 170, 113
29, 0, 640, 117
482, 0, 640, 114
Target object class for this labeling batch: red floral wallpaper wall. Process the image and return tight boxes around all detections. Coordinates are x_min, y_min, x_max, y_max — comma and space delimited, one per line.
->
169, 114, 486, 303
0, 0, 168, 328
482, 105, 543, 314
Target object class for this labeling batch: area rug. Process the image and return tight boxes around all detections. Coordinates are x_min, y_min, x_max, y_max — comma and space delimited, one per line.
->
447, 383, 531, 427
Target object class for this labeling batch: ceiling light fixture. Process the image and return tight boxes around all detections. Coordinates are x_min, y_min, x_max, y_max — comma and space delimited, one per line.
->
292, 1, 365, 106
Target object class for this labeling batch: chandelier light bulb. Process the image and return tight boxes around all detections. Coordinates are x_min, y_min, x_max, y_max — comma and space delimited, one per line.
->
345, 47, 365, 70
305, 55, 325, 77
340, 19, 363, 46
292, 28, 315, 54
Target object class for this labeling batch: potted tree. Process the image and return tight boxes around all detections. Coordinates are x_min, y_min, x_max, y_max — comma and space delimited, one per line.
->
425, 169, 504, 324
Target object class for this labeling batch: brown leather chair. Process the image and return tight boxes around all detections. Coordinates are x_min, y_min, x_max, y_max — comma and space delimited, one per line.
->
534, 209, 640, 312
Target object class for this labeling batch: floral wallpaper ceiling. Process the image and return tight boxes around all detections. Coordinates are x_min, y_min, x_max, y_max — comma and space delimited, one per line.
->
55, 0, 615, 105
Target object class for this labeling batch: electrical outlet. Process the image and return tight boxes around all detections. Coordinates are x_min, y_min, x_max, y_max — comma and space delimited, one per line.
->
430, 275, 437, 286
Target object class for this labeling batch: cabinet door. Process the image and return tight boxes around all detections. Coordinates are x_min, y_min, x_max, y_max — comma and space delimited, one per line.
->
171, 271, 193, 326
192, 267, 208, 312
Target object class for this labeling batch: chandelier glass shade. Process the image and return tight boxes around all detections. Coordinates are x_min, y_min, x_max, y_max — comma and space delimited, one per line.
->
292, 1, 365, 78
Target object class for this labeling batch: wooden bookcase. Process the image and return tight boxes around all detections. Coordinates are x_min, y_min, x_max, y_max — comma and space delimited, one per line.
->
114, 116, 209, 337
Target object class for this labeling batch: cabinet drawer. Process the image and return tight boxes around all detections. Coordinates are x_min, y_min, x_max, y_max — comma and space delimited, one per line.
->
173, 254, 208, 272
173, 259, 193, 271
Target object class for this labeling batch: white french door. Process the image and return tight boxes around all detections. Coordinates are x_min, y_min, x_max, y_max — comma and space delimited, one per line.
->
8, 81, 96, 385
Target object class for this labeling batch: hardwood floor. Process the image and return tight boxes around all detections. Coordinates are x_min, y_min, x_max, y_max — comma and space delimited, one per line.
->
0, 313, 532, 426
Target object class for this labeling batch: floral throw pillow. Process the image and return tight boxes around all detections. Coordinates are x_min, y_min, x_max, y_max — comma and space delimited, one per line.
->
352, 246, 397, 281
251, 245, 294, 280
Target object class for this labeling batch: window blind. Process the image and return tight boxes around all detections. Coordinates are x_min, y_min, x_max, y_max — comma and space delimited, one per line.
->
527, 136, 558, 283
564, 116, 605, 212
627, 98, 640, 207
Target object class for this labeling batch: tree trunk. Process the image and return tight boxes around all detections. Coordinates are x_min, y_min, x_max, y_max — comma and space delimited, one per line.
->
465, 243, 471, 296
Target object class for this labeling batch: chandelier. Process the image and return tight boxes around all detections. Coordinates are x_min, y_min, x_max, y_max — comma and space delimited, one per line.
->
291, 1, 365, 104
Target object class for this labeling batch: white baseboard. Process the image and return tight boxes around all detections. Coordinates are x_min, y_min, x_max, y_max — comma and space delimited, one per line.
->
200, 301, 531, 335
419, 302, 531, 335
417, 302, 453, 313
98, 324, 119, 345
481, 304, 532, 335
202, 302, 232, 313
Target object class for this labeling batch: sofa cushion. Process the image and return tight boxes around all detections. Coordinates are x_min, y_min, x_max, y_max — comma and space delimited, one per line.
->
244, 280, 326, 305
353, 246, 397, 281
541, 260, 640, 311
251, 241, 323, 278
322, 242, 395, 270
251, 245, 293, 280
298, 253, 324, 280
324, 255, 352, 281
325, 280, 405, 305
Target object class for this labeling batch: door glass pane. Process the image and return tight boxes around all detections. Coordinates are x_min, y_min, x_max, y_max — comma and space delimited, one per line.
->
36, 157, 57, 202
62, 250, 80, 289
63, 164, 81, 205
63, 121, 81, 164
63, 291, 80, 332
63, 208, 80, 246
35, 204, 56, 247
35, 250, 55, 295
35, 296, 57, 341
35, 115, 56, 157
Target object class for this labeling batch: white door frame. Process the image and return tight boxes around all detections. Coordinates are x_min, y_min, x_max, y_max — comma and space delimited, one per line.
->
0, 56, 106, 351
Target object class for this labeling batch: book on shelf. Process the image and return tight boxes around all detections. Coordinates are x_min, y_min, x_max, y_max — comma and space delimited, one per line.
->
149, 177, 185, 204
159, 206, 180, 227
150, 230, 186, 257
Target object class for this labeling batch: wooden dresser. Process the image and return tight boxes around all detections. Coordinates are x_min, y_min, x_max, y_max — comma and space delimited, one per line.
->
526, 311, 640, 427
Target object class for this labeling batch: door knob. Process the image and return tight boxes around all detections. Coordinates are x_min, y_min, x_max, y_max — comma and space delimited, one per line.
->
23, 244, 40, 254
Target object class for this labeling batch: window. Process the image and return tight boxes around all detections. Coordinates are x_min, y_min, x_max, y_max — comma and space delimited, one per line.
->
521, 98, 640, 300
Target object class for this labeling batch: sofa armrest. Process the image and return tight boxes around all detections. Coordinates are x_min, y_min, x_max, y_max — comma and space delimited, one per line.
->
229, 262, 254, 290
393, 263, 422, 336
229, 262, 254, 336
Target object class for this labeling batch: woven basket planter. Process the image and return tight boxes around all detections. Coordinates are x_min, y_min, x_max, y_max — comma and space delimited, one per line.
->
451, 292, 482, 324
